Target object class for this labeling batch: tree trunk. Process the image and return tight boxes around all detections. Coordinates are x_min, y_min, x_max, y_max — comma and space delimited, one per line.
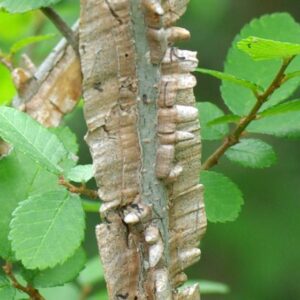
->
79, 0, 207, 298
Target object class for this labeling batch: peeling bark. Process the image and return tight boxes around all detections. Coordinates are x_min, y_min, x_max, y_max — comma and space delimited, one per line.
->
79, 1, 206, 298
12, 26, 81, 127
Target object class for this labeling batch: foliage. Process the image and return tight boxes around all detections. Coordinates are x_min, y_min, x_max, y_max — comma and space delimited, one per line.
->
0, 107, 73, 174
1, 2, 300, 299
225, 139, 277, 168
197, 102, 228, 140
10, 190, 85, 270
0, 0, 62, 13
198, 13, 300, 226
201, 171, 243, 222
238, 36, 300, 60
220, 13, 300, 116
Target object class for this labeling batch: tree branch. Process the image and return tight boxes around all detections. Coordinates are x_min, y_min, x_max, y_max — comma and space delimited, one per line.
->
40, 7, 79, 55
202, 56, 294, 170
59, 177, 99, 199
2, 263, 45, 300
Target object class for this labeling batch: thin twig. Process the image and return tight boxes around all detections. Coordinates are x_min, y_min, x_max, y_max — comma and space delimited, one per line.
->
79, 285, 93, 300
202, 56, 294, 170
0, 55, 13, 71
2, 263, 45, 300
59, 177, 99, 199
41, 7, 79, 55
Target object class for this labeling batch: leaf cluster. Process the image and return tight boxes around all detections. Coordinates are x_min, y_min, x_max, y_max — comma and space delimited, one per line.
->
197, 13, 300, 223
0, 107, 96, 299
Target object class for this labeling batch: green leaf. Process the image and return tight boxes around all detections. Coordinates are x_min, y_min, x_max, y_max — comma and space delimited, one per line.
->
285, 70, 300, 81
0, 150, 59, 260
180, 280, 230, 295
0, 107, 70, 174
248, 111, 300, 138
199, 280, 230, 294
207, 114, 240, 126
49, 126, 79, 155
78, 256, 104, 286
40, 283, 80, 300
0, 65, 16, 106
29, 247, 86, 288
196, 68, 262, 92
10, 34, 55, 55
49, 126, 79, 171
87, 290, 109, 300
225, 139, 277, 168
260, 99, 300, 117
0, 273, 16, 300
238, 36, 300, 60
221, 13, 300, 116
9, 190, 85, 270
201, 171, 243, 222
0, 0, 62, 13
66, 165, 94, 183
197, 102, 228, 140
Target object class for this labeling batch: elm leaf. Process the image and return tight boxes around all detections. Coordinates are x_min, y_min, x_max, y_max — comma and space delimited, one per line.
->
222, 13, 300, 116
196, 68, 262, 92
260, 99, 300, 117
77, 256, 104, 286
238, 36, 300, 60
0, 150, 59, 260
0, 0, 62, 13
9, 190, 85, 270
30, 247, 86, 287
201, 171, 243, 222
0, 273, 16, 300
197, 102, 228, 140
66, 165, 94, 183
0, 107, 70, 174
225, 139, 277, 168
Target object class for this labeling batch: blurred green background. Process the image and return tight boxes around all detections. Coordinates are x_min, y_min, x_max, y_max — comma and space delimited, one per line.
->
1, 0, 300, 299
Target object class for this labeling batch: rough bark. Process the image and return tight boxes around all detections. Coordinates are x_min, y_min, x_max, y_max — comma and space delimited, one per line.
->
12, 26, 81, 127
0, 29, 81, 159
79, 1, 206, 299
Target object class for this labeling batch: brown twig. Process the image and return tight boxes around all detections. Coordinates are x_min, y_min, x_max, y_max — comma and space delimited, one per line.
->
59, 177, 99, 199
202, 56, 294, 170
2, 263, 45, 300
79, 285, 93, 300
40, 7, 79, 55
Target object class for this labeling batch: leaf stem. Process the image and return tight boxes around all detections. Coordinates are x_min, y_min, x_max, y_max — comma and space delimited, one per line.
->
2, 262, 45, 300
59, 176, 99, 199
202, 56, 294, 170
0, 54, 13, 71
40, 7, 79, 55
